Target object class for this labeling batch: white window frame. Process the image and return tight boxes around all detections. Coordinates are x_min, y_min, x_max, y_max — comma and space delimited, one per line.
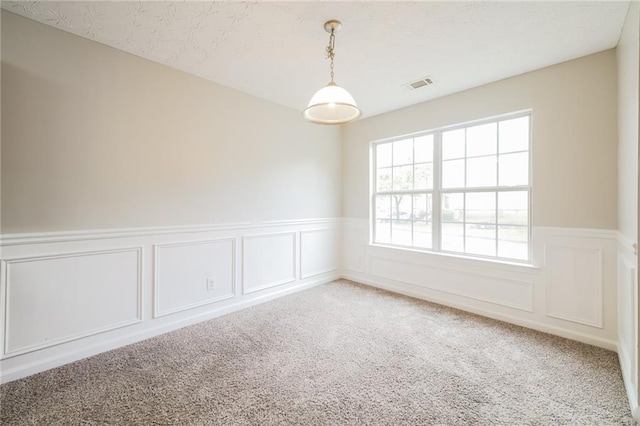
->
370, 110, 532, 264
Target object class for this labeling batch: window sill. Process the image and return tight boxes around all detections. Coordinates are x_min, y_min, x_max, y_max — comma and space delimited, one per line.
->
367, 243, 541, 275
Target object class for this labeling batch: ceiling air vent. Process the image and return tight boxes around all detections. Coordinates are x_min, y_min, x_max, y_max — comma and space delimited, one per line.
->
406, 76, 435, 91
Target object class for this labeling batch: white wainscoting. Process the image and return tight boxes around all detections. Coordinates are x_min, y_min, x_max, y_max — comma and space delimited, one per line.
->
301, 228, 340, 279
242, 232, 297, 294
154, 238, 236, 318
0, 219, 340, 383
1, 248, 143, 357
342, 218, 618, 350
617, 233, 639, 421
545, 246, 603, 328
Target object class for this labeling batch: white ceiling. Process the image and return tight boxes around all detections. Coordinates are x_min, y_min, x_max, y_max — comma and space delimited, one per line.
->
3, 1, 632, 119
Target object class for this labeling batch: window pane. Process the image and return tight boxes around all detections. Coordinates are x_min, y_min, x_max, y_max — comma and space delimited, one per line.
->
499, 152, 528, 186
442, 193, 463, 223
392, 220, 412, 246
442, 159, 465, 188
376, 195, 391, 219
376, 143, 392, 168
391, 194, 412, 246
443, 129, 465, 160
413, 221, 432, 249
413, 194, 432, 249
375, 219, 391, 244
375, 194, 391, 244
465, 224, 496, 256
467, 123, 497, 157
442, 223, 463, 252
465, 192, 496, 224
499, 116, 529, 153
391, 194, 412, 222
376, 167, 392, 192
466, 156, 497, 187
498, 191, 528, 225
393, 165, 413, 190
393, 139, 413, 165
414, 163, 433, 190
414, 135, 433, 163
498, 225, 528, 260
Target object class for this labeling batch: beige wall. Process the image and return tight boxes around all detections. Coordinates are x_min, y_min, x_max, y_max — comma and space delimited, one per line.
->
617, 1, 639, 244
1, 12, 341, 234
342, 50, 618, 229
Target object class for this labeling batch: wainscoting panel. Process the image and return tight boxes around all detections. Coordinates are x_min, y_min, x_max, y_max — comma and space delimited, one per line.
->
0, 219, 340, 383
546, 246, 603, 327
342, 219, 618, 350
242, 232, 297, 294
154, 239, 235, 318
1, 248, 142, 357
342, 218, 367, 273
300, 229, 339, 279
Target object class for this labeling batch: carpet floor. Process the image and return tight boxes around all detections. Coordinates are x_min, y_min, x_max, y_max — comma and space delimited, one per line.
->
0, 279, 634, 425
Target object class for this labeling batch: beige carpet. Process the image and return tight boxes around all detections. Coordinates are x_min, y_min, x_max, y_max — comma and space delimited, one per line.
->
0, 279, 633, 425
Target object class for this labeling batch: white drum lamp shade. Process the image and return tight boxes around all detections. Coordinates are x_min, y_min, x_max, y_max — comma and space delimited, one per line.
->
303, 82, 361, 124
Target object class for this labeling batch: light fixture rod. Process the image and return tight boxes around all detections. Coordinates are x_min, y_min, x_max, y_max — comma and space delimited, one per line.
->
324, 20, 342, 83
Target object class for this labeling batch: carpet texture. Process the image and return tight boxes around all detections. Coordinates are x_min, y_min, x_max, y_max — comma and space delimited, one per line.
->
0, 279, 634, 425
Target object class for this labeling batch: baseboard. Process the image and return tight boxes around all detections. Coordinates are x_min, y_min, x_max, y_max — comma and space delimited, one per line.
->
618, 344, 640, 422
0, 275, 337, 384
342, 271, 618, 351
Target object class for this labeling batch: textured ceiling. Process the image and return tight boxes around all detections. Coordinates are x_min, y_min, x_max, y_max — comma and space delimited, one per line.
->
2, 1, 632, 119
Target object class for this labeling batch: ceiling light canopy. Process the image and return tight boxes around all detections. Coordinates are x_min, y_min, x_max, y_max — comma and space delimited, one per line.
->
303, 20, 361, 125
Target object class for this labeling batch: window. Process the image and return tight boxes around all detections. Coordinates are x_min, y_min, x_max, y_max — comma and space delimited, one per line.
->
372, 112, 530, 262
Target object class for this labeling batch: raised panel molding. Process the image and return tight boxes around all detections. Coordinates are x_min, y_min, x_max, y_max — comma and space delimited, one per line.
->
153, 238, 236, 318
0, 248, 143, 358
300, 228, 339, 279
545, 245, 603, 328
242, 232, 297, 294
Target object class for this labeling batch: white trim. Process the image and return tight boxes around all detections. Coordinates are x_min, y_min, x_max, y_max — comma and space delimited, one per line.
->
618, 344, 640, 423
241, 231, 297, 295
0, 275, 338, 384
367, 243, 540, 275
153, 238, 237, 318
534, 227, 619, 240
258, 218, 341, 227
1, 247, 144, 358
618, 231, 638, 256
0, 218, 341, 247
343, 271, 617, 351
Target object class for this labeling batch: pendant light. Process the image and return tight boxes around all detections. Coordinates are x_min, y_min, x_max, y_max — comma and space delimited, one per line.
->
303, 20, 361, 124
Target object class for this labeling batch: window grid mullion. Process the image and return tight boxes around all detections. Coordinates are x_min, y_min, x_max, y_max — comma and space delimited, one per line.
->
390, 143, 394, 243
463, 128, 468, 254
439, 185, 530, 194
495, 124, 500, 256
433, 132, 442, 252
411, 139, 415, 247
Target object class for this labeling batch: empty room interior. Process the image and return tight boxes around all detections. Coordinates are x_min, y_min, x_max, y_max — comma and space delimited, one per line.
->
1, 1, 640, 424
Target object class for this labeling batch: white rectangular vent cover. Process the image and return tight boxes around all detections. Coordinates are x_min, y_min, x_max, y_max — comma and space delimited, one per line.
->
406, 76, 435, 90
